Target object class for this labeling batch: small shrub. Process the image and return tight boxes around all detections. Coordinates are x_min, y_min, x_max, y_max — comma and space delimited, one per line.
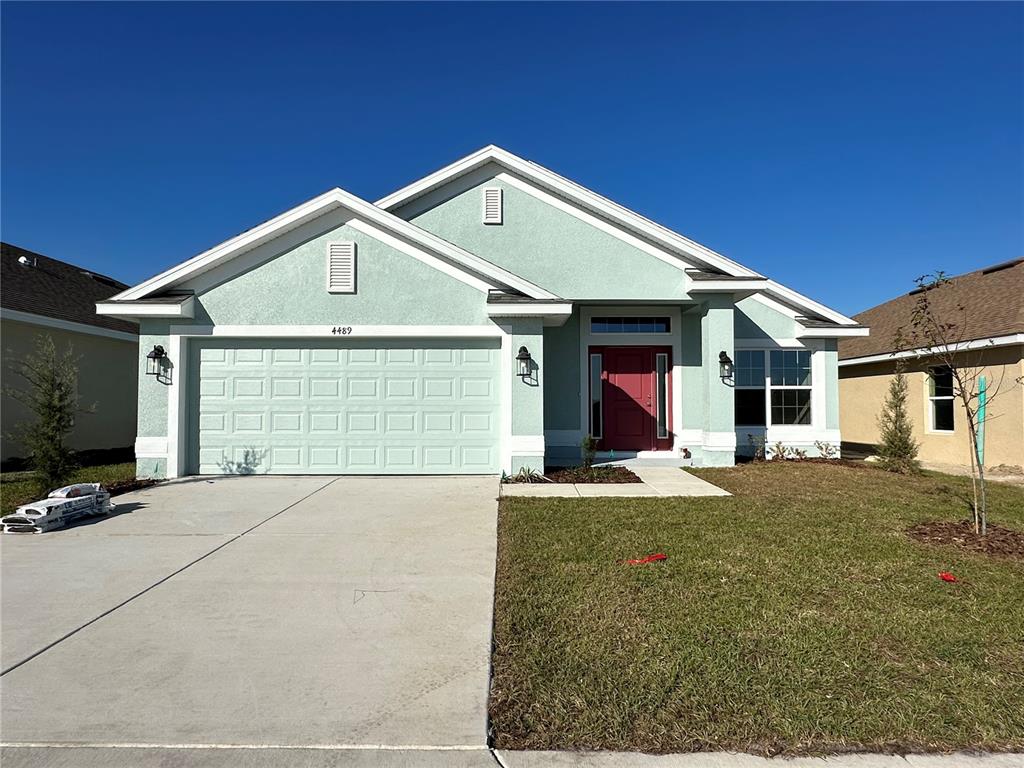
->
768, 441, 788, 461
814, 441, 839, 459
747, 434, 766, 462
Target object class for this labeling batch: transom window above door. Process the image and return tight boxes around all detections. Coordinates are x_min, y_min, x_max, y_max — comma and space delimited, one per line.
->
591, 316, 671, 334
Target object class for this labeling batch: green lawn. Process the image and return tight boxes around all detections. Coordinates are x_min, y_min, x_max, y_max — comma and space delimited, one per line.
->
491, 462, 1024, 755
0, 462, 139, 516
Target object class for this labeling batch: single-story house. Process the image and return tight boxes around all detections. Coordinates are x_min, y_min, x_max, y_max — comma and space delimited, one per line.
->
97, 146, 868, 479
1, 243, 139, 463
839, 258, 1023, 473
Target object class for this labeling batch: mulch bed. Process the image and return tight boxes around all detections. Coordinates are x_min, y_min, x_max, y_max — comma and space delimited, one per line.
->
907, 519, 1024, 560
543, 466, 642, 484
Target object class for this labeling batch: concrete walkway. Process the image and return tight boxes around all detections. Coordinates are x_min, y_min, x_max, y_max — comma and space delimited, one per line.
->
500, 467, 730, 498
1, 746, 1017, 767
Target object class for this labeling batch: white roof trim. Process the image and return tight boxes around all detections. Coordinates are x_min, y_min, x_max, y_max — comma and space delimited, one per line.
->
376, 145, 761, 278
797, 325, 869, 338
0, 308, 138, 342
377, 145, 863, 324
111, 187, 558, 302
839, 333, 1024, 367
763, 279, 859, 326
96, 296, 196, 319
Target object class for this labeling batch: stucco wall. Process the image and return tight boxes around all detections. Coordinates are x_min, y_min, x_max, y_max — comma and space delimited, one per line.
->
839, 345, 1024, 471
185, 210, 490, 327
405, 169, 689, 300
2, 319, 138, 461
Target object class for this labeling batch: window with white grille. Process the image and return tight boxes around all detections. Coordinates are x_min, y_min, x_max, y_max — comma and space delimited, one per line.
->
327, 242, 356, 293
482, 187, 503, 225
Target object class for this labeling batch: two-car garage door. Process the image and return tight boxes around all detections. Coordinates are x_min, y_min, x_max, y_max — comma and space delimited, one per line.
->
189, 339, 501, 474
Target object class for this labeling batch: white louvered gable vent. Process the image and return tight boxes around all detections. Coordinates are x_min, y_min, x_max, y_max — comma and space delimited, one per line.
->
482, 187, 503, 225
327, 242, 356, 293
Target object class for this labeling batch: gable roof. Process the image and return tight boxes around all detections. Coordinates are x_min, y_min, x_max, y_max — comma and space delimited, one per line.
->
376, 145, 861, 326
109, 187, 559, 303
838, 258, 1024, 361
1, 243, 138, 335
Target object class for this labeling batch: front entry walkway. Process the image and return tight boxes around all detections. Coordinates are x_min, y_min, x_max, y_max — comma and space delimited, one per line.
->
500, 467, 730, 498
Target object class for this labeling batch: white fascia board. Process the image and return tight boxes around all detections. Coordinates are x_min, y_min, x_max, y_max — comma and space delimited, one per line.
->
838, 334, 1024, 367
376, 145, 761, 278
487, 302, 573, 326
797, 325, 870, 338
112, 187, 559, 302
688, 279, 770, 292
0, 308, 138, 342
96, 296, 195, 319
763, 279, 859, 326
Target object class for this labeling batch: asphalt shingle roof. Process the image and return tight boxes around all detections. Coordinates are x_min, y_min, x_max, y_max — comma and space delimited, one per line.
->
1, 243, 138, 335
838, 258, 1024, 360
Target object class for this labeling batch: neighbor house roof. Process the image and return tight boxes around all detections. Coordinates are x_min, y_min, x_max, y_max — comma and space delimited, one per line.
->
1, 243, 138, 335
838, 258, 1024, 362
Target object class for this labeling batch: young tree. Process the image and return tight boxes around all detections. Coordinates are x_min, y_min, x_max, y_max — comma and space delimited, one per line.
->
875, 363, 919, 474
4, 334, 93, 493
900, 273, 1023, 535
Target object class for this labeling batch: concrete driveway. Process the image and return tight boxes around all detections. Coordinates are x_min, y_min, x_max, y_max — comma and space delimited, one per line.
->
1, 475, 498, 756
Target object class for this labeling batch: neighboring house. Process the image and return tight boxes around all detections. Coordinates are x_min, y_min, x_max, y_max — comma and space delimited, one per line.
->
97, 146, 867, 479
838, 258, 1024, 472
1, 243, 139, 463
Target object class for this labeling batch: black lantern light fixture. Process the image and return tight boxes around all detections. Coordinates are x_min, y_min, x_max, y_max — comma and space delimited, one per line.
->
718, 350, 734, 380
516, 346, 533, 379
146, 345, 167, 377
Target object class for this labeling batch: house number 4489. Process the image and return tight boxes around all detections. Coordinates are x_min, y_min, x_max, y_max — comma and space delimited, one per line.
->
331, 326, 353, 335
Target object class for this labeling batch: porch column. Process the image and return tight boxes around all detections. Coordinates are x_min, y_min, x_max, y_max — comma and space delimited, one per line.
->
508, 317, 545, 474
700, 294, 736, 466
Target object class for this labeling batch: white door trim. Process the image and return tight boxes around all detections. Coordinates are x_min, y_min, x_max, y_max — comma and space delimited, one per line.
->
577, 306, 683, 454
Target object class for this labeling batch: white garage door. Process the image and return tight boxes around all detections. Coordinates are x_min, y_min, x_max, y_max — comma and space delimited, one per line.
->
189, 339, 501, 475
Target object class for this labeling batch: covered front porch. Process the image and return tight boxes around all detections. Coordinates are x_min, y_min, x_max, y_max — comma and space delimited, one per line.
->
521, 296, 845, 471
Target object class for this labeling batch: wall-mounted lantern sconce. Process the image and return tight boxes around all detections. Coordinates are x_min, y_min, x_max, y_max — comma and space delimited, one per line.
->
718, 351, 734, 380
146, 345, 167, 377
516, 346, 533, 379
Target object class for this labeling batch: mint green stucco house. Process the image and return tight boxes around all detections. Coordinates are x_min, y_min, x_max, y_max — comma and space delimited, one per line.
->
98, 146, 868, 479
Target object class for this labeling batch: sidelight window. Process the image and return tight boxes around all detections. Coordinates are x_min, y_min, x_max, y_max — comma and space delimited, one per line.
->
656, 353, 669, 438
589, 353, 603, 439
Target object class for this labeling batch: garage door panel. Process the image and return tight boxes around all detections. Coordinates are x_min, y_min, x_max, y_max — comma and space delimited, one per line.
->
191, 339, 500, 475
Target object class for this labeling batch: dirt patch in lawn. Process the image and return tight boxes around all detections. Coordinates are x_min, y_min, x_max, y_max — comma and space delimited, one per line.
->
907, 519, 1024, 560
105, 478, 161, 496
544, 466, 642, 484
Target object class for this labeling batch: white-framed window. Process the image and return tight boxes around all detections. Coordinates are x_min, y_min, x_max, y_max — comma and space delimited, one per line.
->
590, 316, 671, 334
327, 242, 356, 293
733, 349, 813, 427
589, 353, 603, 438
928, 366, 955, 432
482, 187, 503, 225
734, 349, 767, 426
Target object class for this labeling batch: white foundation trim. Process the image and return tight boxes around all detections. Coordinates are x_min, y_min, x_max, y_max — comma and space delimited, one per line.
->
134, 437, 168, 458
0, 308, 138, 342
838, 333, 1024, 367
509, 435, 545, 454
168, 324, 505, 338
702, 430, 738, 450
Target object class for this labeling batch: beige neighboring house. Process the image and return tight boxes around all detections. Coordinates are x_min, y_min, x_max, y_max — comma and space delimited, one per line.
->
838, 258, 1023, 474
1, 243, 139, 463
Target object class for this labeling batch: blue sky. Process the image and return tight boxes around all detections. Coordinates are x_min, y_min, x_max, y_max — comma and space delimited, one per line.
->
2, 2, 1021, 315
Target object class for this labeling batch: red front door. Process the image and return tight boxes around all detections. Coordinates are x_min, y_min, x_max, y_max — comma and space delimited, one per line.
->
592, 346, 672, 451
